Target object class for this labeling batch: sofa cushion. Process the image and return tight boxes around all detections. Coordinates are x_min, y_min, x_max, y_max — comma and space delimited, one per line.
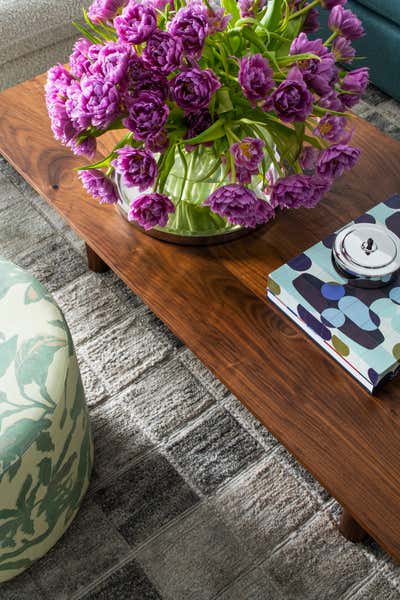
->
355, 0, 400, 27
0, 0, 91, 66
317, 1, 400, 102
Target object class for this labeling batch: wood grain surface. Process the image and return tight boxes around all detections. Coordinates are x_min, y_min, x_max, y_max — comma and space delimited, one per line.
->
1, 73, 400, 560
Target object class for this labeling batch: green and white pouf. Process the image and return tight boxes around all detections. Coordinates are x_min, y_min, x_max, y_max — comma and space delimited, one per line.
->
0, 259, 93, 583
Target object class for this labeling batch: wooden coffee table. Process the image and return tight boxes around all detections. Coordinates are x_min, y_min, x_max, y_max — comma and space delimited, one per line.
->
1, 73, 400, 560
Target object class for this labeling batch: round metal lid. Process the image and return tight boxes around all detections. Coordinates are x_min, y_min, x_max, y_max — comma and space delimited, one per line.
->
333, 223, 400, 282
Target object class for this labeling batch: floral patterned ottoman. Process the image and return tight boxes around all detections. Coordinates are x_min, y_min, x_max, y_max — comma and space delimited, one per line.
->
0, 259, 93, 583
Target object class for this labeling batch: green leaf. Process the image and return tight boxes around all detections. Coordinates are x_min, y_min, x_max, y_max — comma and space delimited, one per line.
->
83, 7, 117, 41
261, 0, 283, 30
72, 21, 101, 44
156, 144, 177, 193
75, 153, 115, 171
221, 0, 239, 26
313, 105, 348, 117
75, 129, 133, 171
277, 52, 320, 66
184, 118, 226, 145
0, 335, 17, 378
294, 121, 305, 144
216, 88, 234, 115
240, 26, 265, 52
36, 431, 55, 453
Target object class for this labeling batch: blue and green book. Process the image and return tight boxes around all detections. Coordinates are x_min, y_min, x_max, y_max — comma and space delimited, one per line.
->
267, 195, 400, 392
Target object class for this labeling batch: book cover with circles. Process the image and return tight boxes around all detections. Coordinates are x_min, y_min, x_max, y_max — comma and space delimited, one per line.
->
267, 194, 400, 393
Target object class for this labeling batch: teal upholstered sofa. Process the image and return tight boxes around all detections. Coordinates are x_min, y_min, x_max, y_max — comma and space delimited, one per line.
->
319, 1, 400, 101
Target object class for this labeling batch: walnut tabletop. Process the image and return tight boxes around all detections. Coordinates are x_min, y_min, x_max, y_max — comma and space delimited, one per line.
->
1, 73, 400, 560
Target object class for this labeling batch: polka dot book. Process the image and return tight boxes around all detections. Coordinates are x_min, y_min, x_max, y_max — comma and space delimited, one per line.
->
267, 195, 400, 393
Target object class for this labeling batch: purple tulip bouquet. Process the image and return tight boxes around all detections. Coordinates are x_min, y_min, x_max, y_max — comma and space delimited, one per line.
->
45, 0, 368, 238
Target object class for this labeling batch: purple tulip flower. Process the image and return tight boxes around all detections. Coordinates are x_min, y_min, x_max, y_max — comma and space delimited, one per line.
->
314, 115, 352, 143
290, 33, 337, 96
310, 175, 333, 206
332, 36, 355, 62
271, 173, 331, 210
74, 75, 121, 130
168, 3, 208, 57
185, 109, 212, 151
329, 6, 365, 39
64, 80, 90, 131
238, 54, 274, 106
70, 38, 94, 78
143, 30, 183, 75
231, 138, 264, 175
45, 64, 74, 100
317, 143, 361, 178
112, 146, 157, 191
271, 67, 314, 123
47, 96, 77, 144
146, 129, 169, 153
299, 146, 320, 171
88, 0, 127, 22
206, 4, 231, 33
204, 184, 262, 228
339, 67, 369, 108
318, 90, 344, 111
123, 54, 168, 101
79, 169, 119, 204
93, 42, 131, 83
128, 192, 175, 229
321, 0, 347, 8
170, 67, 220, 112
45, 67, 78, 144
124, 91, 169, 140
290, 32, 329, 59
121, 53, 168, 99
69, 136, 97, 159
115, 1, 157, 44
254, 199, 276, 225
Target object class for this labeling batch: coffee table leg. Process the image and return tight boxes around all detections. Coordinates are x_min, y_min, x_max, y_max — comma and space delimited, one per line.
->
85, 243, 109, 273
339, 508, 368, 543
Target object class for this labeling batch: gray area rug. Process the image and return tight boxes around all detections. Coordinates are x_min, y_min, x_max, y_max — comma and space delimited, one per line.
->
1, 85, 400, 600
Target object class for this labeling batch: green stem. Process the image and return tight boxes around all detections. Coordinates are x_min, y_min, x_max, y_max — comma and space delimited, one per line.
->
288, 0, 320, 20
181, 148, 197, 202
252, 125, 284, 178
224, 128, 236, 183
177, 145, 188, 203
324, 31, 339, 46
